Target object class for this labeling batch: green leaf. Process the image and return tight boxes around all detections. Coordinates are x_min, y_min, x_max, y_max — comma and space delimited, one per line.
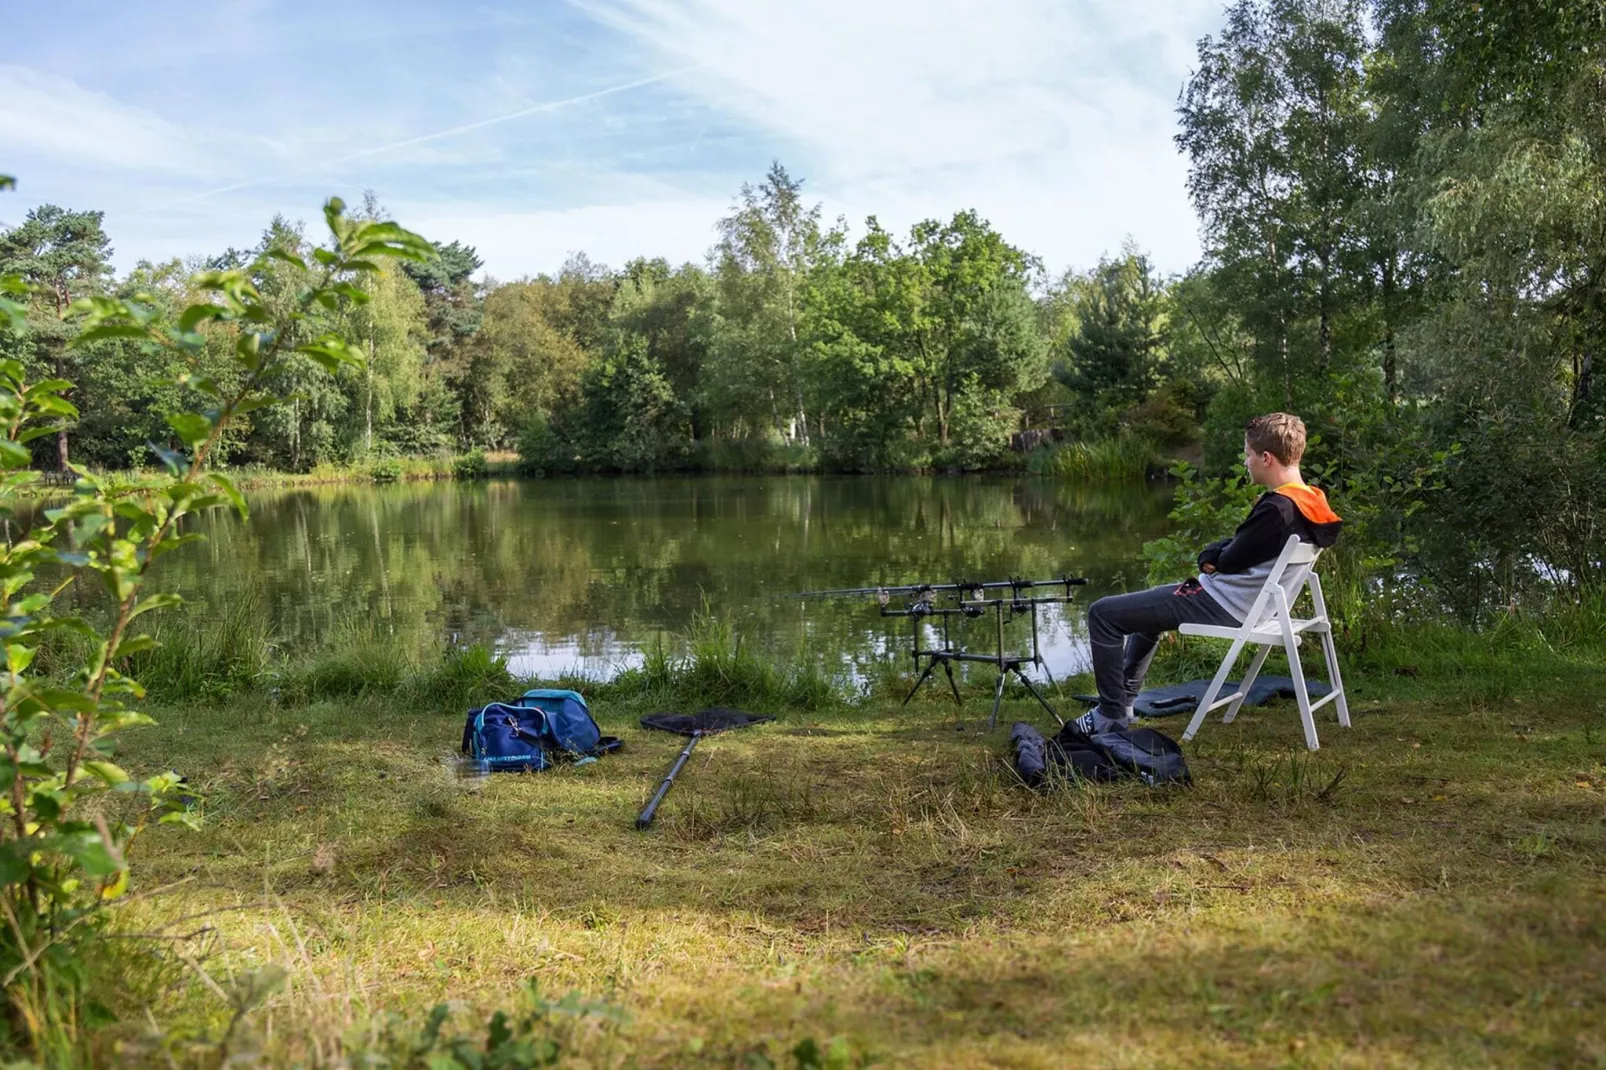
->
166, 413, 212, 447
30, 394, 79, 418
235, 331, 264, 371
209, 471, 248, 519
115, 634, 156, 657
32, 687, 98, 713
323, 196, 348, 236
262, 248, 308, 273
82, 761, 130, 786
70, 323, 153, 347
0, 440, 30, 470
128, 593, 183, 620
177, 303, 224, 333
148, 442, 188, 475
58, 830, 121, 879
0, 843, 30, 888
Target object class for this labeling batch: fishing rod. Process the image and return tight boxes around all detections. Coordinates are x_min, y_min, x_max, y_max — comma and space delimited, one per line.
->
794, 576, 1089, 600
795, 573, 1090, 729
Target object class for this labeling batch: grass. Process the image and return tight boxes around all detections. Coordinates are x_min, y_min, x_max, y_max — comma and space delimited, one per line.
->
69, 631, 1606, 1067
1026, 432, 1165, 483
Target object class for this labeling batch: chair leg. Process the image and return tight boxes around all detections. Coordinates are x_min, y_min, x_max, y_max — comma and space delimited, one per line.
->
1308, 574, 1350, 729
1319, 628, 1350, 729
1277, 592, 1319, 751
1183, 639, 1244, 743
1223, 645, 1272, 725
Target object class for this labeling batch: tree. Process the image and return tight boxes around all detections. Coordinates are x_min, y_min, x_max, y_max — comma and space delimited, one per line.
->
1177, 0, 1373, 405
711, 162, 830, 443
403, 239, 482, 446
1057, 245, 1167, 423
0, 204, 113, 469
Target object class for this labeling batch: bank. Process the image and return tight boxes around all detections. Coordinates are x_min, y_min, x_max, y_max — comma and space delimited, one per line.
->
71, 621, 1606, 1066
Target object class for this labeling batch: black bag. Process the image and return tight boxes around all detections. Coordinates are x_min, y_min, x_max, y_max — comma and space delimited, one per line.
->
1011, 720, 1190, 787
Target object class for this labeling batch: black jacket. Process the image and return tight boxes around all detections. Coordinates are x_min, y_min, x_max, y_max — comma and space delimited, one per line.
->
1197, 483, 1344, 575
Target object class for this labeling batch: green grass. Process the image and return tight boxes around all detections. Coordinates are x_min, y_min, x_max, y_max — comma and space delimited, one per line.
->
1026, 432, 1164, 482
70, 636, 1606, 1067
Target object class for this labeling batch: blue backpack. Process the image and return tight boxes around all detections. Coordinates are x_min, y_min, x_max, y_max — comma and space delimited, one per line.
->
460, 689, 614, 772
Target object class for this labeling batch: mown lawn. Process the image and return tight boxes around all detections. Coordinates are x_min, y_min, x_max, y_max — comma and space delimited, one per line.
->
107, 659, 1606, 1068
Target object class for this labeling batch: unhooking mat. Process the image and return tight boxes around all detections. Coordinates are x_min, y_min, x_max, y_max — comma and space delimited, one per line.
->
1070, 675, 1331, 719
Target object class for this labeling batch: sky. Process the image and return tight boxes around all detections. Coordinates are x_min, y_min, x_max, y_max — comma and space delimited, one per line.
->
2, 0, 1227, 282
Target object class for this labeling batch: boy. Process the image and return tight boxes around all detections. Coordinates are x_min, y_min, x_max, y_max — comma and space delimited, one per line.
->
1072, 412, 1342, 735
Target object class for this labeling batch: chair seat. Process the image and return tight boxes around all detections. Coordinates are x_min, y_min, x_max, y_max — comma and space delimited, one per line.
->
1180, 617, 1328, 641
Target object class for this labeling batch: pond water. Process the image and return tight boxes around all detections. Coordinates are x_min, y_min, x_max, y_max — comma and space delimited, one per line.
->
161, 476, 1174, 686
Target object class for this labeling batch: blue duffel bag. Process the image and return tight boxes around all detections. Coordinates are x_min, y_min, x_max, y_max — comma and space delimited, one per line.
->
460, 689, 615, 772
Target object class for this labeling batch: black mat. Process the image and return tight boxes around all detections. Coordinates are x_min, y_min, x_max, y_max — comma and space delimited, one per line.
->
1071, 675, 1331, 719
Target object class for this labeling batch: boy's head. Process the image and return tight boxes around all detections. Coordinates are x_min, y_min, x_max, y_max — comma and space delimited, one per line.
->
1243, 412, 1306, 485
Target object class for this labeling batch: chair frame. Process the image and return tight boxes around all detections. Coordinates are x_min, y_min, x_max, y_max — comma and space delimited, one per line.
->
1177, 534, 1349, 750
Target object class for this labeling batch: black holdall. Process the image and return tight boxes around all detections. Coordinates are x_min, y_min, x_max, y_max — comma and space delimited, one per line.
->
1011, 720, 1191, 787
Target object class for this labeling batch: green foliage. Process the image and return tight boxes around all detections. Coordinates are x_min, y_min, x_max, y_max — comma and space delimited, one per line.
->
369, 456, 405, 484
1140, 463, 1264, 584
452, 448, 489, 479
1026, 432, 1164, 483
1055, 244, 1167, 430
122, 594, 275, 702
342, 981, 624, 1068
0, 181, 432, 1059
409, 643, 514, 710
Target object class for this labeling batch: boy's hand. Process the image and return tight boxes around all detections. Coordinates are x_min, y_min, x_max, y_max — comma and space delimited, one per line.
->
1201, 563, 1216, 573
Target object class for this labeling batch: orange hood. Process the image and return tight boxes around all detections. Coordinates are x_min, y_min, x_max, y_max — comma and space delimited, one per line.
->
1275, 483, 1341, 524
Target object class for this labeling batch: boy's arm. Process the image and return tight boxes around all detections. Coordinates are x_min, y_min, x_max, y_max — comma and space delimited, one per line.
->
1196, 538, 1230, 572
1209, 496, 1292, 574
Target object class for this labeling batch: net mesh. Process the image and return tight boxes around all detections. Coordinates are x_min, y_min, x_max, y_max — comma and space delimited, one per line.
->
639, 708, 773, 736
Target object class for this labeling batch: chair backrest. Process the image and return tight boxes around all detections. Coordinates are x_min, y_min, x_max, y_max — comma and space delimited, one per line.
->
1240, 535, 1323, 629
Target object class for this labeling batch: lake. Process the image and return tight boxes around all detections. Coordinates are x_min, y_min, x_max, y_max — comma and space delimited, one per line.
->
162, 476, 1174, 686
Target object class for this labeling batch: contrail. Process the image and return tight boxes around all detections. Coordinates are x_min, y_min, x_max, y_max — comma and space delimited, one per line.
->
148, 63, 705, 212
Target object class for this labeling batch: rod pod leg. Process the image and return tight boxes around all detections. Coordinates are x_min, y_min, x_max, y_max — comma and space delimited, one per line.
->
901, 656, 939, 706
939, 657, 963, 705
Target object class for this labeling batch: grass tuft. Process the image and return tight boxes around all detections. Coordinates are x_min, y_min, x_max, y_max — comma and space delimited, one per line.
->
1026, 431, 1163, 482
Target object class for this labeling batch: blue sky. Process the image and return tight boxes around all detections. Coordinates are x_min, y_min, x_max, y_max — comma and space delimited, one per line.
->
3, 0, 1226, 281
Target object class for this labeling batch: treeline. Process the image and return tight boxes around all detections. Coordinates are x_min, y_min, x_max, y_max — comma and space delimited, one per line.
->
0, 175, 1209, 475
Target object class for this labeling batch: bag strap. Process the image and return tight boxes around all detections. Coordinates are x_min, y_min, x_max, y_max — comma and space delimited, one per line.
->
461, 708, 480, 756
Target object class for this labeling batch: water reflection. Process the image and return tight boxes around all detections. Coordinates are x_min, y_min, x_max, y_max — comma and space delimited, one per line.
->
159, 476, 1174, 684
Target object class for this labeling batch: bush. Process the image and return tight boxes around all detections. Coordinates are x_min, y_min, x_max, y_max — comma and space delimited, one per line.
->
1025, 431, 1162, 482
369, 457, 405, 484
453, 449, 489, 479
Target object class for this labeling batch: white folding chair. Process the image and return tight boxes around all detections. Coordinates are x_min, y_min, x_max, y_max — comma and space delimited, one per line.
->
1177, 534, 1349, 750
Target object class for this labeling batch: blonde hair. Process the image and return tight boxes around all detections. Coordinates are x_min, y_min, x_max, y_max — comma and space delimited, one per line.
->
1245, 412, 1306, 466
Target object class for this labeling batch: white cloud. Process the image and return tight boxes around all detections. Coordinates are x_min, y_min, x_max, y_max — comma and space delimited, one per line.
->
581, 0, 1221, 272
0, 64, 211, 171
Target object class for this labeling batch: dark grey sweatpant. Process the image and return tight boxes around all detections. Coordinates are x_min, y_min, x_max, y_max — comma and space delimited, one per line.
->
1086, 581, 1239, 718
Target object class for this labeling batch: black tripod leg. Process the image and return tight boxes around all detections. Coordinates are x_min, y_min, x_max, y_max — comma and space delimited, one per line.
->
637, 733, 700, 830
939, 658, 963, 705
988, 669, 1009, 730
1038, 656, 1062, 696
1014, 666, 1063, 726
902, 656, 938, 706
